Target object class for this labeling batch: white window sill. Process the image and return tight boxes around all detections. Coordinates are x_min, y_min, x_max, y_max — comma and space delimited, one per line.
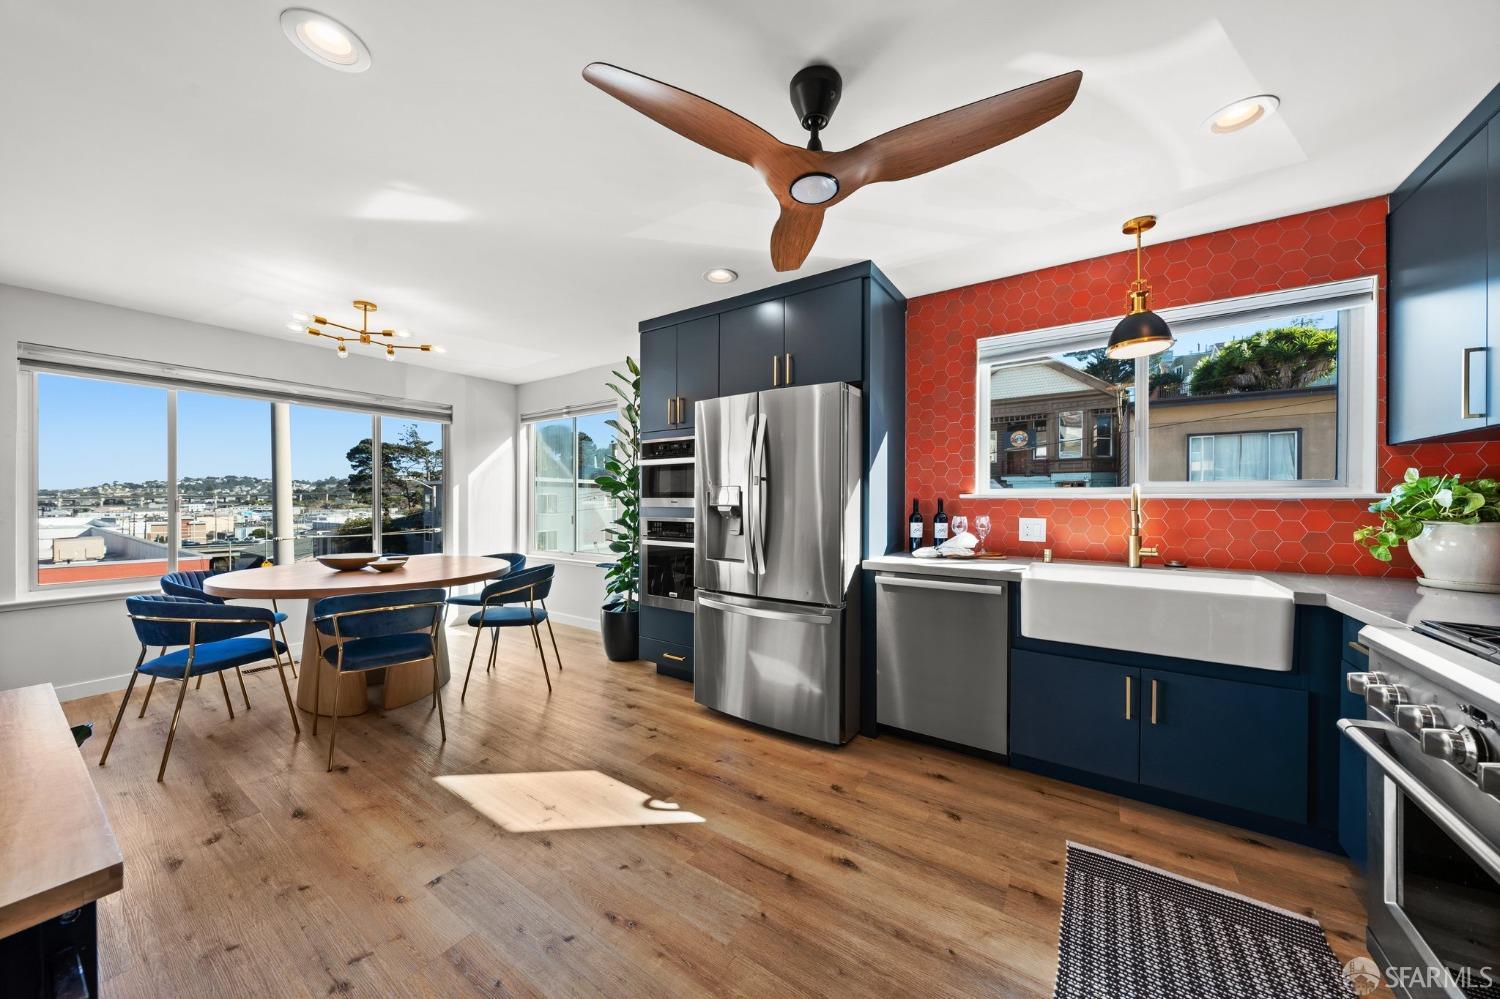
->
525, 551, 614, 567
0, 581, 159, 613
960, 489, 1383, 501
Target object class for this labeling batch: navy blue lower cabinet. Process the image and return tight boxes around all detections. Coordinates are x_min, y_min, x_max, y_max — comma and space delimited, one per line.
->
1137, 670, 1309, 824
1011, 651, 1139, 783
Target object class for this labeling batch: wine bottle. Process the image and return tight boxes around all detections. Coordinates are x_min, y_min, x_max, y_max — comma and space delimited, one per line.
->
934, 498, 949, 547
908, 499, 923, 553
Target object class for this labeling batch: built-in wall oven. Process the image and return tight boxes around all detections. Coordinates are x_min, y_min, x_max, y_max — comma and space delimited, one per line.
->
641, 436, 695, 508
1343, 625, 1500, 998
642, 516, 694, 612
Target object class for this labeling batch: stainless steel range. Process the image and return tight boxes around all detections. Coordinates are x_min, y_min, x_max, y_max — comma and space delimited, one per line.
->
1342, 623, 1500, 998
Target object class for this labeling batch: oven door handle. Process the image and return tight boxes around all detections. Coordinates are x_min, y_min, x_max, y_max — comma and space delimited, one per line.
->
1339, 719, 1500, 882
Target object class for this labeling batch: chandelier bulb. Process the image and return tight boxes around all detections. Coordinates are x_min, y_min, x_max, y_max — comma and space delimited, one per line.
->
336, 343, 348, 358
395, 328, 412, 339
384, 346, 396, 361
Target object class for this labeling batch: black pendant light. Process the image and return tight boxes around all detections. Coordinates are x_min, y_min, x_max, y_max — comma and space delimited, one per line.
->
1106, 215, 1174, 359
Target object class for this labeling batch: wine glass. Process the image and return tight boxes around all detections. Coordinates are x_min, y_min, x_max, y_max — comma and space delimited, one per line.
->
951, 515, 969, 540
973, 514, 992, 554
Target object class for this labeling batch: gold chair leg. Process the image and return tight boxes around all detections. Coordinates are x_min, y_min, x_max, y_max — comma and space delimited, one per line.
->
530, 624, 552, 694
272, 599, 296, 678
138, 675, 157, 718
312, 657, 322, 736
487, 628, 498, 674
217, 671, 235, 720
99, 659, 143, 767
326, 669, 341, 772
272, 648, 300, 736
235, 665, 251, 711
544, 612, 562, 673
196, 674, 203, 689
432, 659, 446, 742
461, 627, 481, 703
157, 666, 193, 782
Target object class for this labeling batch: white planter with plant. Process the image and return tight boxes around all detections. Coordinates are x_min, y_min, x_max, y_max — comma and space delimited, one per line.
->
1356, 469, 1500, 591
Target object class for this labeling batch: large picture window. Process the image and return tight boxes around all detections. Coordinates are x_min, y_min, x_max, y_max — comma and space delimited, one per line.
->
30, 368, 448, 588
527, 410, 620, 557
974, 278, 1376, 495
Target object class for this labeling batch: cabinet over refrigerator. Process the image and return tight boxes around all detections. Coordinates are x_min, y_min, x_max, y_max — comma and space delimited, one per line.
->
693, 382, 862, 744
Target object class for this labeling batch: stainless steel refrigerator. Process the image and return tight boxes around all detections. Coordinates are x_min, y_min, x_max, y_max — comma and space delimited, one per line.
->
693, 382, 862, 744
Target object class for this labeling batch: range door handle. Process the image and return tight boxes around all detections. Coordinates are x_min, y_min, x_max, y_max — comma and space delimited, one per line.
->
1339, 719, 1500, 882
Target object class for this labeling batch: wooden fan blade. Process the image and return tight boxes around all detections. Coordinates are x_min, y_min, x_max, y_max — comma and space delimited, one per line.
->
829, 70, 1082, 189
770, 203, 825, 272
582, 62, 785, 168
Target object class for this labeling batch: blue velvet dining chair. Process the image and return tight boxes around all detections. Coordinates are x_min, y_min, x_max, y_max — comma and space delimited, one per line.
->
460, 564, 560, 703
311, 587, 448, 772
101, 595, 298, 782
161, 569, 295, 679
445, 553, 526, 609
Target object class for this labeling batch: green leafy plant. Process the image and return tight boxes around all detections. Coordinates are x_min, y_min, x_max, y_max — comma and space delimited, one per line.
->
1355, 468, 1500, 561
1187, 324, 1337, 396
594, 357, 640, 609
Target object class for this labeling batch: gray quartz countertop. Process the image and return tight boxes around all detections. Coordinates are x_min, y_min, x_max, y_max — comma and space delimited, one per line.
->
861, 552, 1500, 630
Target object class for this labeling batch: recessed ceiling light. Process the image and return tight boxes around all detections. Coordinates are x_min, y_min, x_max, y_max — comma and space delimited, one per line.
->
703, 268, 739, 284
1205, 95, 1279, 135
280, 8, 371, 73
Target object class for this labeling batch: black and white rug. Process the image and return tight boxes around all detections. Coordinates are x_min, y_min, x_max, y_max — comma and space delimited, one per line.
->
1055, 842, 1354, 999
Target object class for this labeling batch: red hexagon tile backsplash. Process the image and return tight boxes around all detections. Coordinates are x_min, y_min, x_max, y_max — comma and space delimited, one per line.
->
905, 197, 1500, 578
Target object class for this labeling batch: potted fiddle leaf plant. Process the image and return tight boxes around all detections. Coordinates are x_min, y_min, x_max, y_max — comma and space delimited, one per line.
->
1355, 468, 1500, 591
595, 357, 641, 660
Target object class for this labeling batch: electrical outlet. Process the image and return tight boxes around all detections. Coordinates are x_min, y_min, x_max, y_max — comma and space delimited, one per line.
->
1018, 517, 1046, 543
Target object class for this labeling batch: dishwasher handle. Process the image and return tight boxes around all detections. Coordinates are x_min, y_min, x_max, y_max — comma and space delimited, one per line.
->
875, 574, 1007, 598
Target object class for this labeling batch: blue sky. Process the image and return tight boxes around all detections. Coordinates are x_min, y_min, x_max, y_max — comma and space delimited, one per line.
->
36, 374, 436, 489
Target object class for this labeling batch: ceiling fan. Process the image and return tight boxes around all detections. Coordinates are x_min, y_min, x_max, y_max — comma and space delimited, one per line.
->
582, 62, 1083, 272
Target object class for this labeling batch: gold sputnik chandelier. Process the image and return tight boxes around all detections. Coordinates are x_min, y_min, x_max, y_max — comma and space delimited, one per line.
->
285, 300, 444, 361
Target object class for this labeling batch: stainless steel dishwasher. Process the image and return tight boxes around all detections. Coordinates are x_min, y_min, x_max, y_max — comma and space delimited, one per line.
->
874, 569, 1009, 754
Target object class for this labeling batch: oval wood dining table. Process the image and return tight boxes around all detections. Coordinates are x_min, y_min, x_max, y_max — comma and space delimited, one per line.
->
204, 554, 511, 718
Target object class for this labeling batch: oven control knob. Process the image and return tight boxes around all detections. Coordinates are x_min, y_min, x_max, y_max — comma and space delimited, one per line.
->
1419, 726, 1489, 773
1365, 683, 1409, 713
1395, 704, 1445, 736
1347, 672, 1388, 695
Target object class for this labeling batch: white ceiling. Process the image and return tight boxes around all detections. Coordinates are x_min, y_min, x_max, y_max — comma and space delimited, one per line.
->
2, 0, 1496, 383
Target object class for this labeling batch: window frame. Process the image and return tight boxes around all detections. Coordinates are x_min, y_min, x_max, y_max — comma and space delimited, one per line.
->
523, 405, 621, 561
968, 276, 1379, 499
24, 368, 451, 593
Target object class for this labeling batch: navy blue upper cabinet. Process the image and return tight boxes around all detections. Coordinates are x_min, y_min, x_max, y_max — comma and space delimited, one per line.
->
1389, 124, 1491, 443
719, 300, 785, 397
1011, 650, 1139, 783
640, 316, 720, 435
1137, 670, 1310, 823
640, 325, 678, 435
1387, 82, 1500, 444
674, 315, 719, 431
784, 280, 864, 387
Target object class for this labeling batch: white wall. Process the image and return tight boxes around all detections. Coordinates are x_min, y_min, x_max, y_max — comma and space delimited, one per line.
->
514, 361, 625, 631
0, 285, 519, 700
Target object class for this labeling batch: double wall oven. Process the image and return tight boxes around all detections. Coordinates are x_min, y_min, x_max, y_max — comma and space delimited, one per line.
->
1343, 625, 1500, 998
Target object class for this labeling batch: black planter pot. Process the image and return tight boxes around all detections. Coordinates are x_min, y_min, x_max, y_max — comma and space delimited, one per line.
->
600, 604, 639, 662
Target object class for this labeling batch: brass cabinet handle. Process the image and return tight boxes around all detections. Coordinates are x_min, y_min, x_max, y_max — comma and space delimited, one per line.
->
1348, 640, 1370, 657
1462, 346, 1487, 419
1124, 675, 1132, 721
675, 396, 685, 425
1150, 678, 1159, 725
662, 652, 686, 662
784, 352, 793, 385
772, 354, 780, 387
667, 396, 677, 425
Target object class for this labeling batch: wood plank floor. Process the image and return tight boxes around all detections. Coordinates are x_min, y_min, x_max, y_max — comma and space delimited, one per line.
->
62, 623, 1374, 997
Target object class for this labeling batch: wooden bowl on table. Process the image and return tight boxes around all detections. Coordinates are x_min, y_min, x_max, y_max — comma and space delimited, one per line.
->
316, 553, 379, 572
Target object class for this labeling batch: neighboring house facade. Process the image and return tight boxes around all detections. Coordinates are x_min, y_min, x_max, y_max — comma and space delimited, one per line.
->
1146, 385, 1337, 482
989, 361, 1127, 488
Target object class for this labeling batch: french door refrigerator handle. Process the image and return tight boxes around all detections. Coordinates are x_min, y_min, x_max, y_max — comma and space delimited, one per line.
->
1338, 718, 1500, 882
697, 594, 833, 624
744, 411, 760, 576
753, 412, 768, 575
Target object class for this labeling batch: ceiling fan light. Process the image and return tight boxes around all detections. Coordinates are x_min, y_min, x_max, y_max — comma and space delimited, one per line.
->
789, 173, 839, 205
